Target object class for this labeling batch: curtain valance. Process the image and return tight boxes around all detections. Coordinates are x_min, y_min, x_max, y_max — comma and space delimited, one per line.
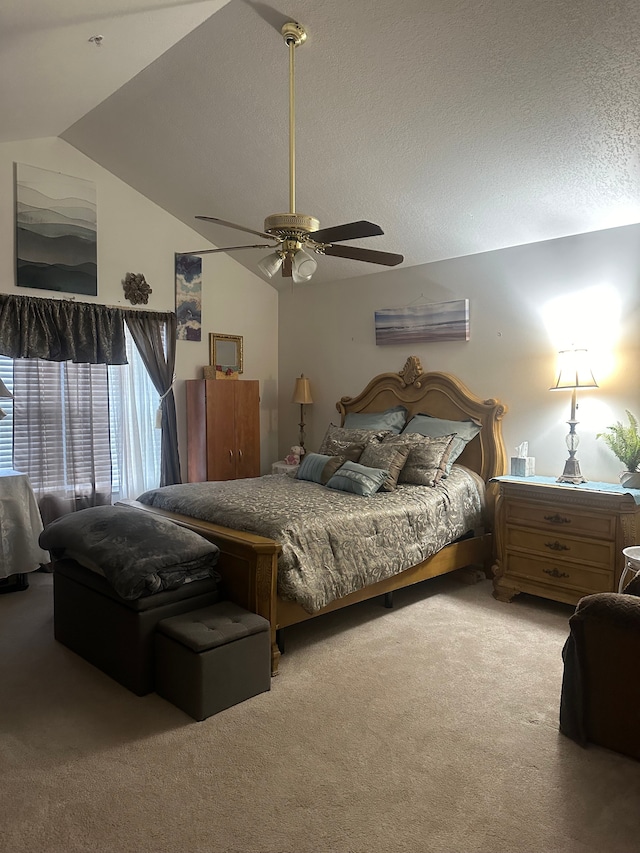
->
0, 294, 127, 364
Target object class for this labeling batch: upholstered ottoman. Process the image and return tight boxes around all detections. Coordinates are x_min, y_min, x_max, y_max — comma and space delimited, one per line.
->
41, 505, 222, 696
53, 559, 221, 696
155, 601, 271, 721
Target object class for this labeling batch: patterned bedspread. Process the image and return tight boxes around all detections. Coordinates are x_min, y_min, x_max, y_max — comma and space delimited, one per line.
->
137, 465, 486, 613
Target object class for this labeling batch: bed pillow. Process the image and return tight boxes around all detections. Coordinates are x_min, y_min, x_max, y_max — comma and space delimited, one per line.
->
402, 414, 482, 475
390, 433, 457, 487
318, 424, 390, 456
325, 461, 388, 496
296, 443, 366, 485
343, 405, 408, 435
402, 413, 482, 442
358, 440, 412, 491
39, 505, 221, 601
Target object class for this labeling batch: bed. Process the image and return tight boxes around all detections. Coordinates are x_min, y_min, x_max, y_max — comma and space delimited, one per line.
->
120, 356, 507, 674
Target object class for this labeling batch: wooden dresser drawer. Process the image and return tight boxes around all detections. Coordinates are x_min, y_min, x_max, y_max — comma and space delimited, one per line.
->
505, 500, 616, 540
505, 553, 614, 594
505, 526, 614, 569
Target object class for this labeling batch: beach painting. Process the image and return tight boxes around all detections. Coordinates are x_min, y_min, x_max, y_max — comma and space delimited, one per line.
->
375, 299, 470, 345
15, 163, 97, 295
175, 253, 202, 341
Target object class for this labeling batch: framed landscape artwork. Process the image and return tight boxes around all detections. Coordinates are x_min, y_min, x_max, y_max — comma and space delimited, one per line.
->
15, 163, 97, 295
175, 253, 202, 341
375, 299, 470, 345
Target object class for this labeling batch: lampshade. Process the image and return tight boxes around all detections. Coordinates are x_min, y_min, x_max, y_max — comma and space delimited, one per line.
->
257, 251, 284, 279
292, 374, 313, 405
550, 348, 598, 391
291, 249, 318, 284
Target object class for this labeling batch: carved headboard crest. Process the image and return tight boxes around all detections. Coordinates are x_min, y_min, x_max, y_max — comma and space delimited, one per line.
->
398, 356, 424, 387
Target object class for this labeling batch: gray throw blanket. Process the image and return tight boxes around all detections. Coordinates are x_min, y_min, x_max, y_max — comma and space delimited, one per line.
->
40, 505, 220, 600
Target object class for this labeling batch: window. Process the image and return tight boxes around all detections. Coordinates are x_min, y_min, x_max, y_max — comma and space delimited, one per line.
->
0, 356, 14, 470
0, 327, 161, 501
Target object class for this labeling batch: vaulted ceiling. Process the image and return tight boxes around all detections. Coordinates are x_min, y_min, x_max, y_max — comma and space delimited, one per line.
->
5, 0, 640, 287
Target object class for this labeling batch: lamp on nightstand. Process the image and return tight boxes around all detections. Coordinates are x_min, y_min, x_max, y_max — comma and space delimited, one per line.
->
0, 377, 12, 421
550, 347, 598, 484
291, 374, 313, 455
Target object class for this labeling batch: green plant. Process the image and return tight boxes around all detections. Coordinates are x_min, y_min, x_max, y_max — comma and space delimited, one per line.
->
597, 410, 640, 472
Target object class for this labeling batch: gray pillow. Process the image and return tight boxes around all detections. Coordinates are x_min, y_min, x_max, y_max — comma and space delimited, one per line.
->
358, 440, 411, 491
402, 414, 482, 475
296, 444, 366, 485
326, 461, 388, 496
343, 405, 408, 435
388, 433, 457, 486
318, 424, 390, 456
40, 505, 220, 600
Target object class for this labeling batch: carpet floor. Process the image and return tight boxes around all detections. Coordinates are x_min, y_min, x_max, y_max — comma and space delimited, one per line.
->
1, 571, 639, 853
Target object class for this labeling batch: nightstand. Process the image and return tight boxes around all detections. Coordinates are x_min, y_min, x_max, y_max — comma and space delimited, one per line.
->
492, 476, 640, 605
271, 460, 299, 477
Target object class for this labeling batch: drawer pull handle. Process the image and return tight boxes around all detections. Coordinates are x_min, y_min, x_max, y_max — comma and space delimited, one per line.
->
229, 449, 234, 458
544, 513, 571, 525
543, 567, 570, 579
545, 541, 569, 552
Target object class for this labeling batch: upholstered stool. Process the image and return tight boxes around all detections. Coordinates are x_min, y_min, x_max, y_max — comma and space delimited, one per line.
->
53, 558, 221, 696
155, 601, 271, 721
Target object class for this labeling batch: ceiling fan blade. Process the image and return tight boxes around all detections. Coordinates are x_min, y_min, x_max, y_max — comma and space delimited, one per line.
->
195, 216, 276, 241
310, 220, 384, 244
282, 255, 293, 277
183, 244, 278, 256
323, 244, 404, 266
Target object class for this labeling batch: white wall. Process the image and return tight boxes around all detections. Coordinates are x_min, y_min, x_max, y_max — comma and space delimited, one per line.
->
0, 137, 279, 476
279, 224, 640, 484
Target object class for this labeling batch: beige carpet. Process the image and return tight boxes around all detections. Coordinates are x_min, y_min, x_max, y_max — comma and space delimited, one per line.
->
2, 571, 639, 853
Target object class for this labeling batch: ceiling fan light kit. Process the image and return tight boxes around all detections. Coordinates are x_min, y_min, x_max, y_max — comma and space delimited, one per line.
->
187, 22, 403, 283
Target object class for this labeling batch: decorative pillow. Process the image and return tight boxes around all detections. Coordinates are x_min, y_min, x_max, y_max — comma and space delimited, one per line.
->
39, 505, 221, 600
343, 405, 408, 435
318, 424, 390, 456
358, 440, 411, 491
402, 414, 482, 475
325, 461, 389, 496
296, 444, 366, 485
390, 433, 457, 487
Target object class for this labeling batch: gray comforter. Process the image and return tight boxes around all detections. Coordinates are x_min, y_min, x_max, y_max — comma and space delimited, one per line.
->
137, 465, 485, 612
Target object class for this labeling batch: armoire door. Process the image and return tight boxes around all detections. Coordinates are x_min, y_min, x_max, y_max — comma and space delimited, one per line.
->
234, 380, 260, 478
206, 380, 237, 481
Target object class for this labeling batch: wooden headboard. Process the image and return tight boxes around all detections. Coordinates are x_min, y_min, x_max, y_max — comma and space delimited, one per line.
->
336, 355, 507, 483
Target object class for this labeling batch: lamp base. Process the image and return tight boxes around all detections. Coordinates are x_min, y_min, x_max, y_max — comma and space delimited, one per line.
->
557, 456, 587, 484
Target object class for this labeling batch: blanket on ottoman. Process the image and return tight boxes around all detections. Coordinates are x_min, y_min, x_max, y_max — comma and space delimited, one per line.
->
40, 505, 220, 600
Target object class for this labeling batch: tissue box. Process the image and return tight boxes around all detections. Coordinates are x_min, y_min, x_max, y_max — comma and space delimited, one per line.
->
510, 457, 535, 477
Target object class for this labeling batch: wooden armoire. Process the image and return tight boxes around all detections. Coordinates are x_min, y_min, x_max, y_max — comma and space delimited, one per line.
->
186, 379, 260, 482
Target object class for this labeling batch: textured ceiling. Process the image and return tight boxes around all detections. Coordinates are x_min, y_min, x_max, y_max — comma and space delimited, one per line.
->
1, 0, 230, 141
13, 0, 640, 286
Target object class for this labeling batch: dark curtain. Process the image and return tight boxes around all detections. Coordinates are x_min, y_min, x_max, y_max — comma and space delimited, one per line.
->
125, 311, 181, 486
0, 294, 127, 364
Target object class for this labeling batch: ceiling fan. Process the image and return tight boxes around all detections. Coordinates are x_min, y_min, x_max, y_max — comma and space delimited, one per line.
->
185, 21, 404, 284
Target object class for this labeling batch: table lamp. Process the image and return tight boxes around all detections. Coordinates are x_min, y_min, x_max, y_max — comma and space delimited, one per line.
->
291, 374, 313, 454
0, 377, 12, 421
550, 347, 598, 484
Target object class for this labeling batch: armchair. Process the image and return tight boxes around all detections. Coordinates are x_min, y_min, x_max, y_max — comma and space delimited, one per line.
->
560, 585, 640, 761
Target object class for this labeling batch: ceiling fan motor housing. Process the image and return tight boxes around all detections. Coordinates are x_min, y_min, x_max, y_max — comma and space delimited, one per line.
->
264, 213, 320, 238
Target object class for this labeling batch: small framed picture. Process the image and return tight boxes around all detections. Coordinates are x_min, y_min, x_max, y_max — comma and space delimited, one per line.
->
209, 333, 243, 374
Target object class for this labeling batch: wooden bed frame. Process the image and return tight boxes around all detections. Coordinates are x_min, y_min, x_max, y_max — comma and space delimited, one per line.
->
120, 356, 507, 675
